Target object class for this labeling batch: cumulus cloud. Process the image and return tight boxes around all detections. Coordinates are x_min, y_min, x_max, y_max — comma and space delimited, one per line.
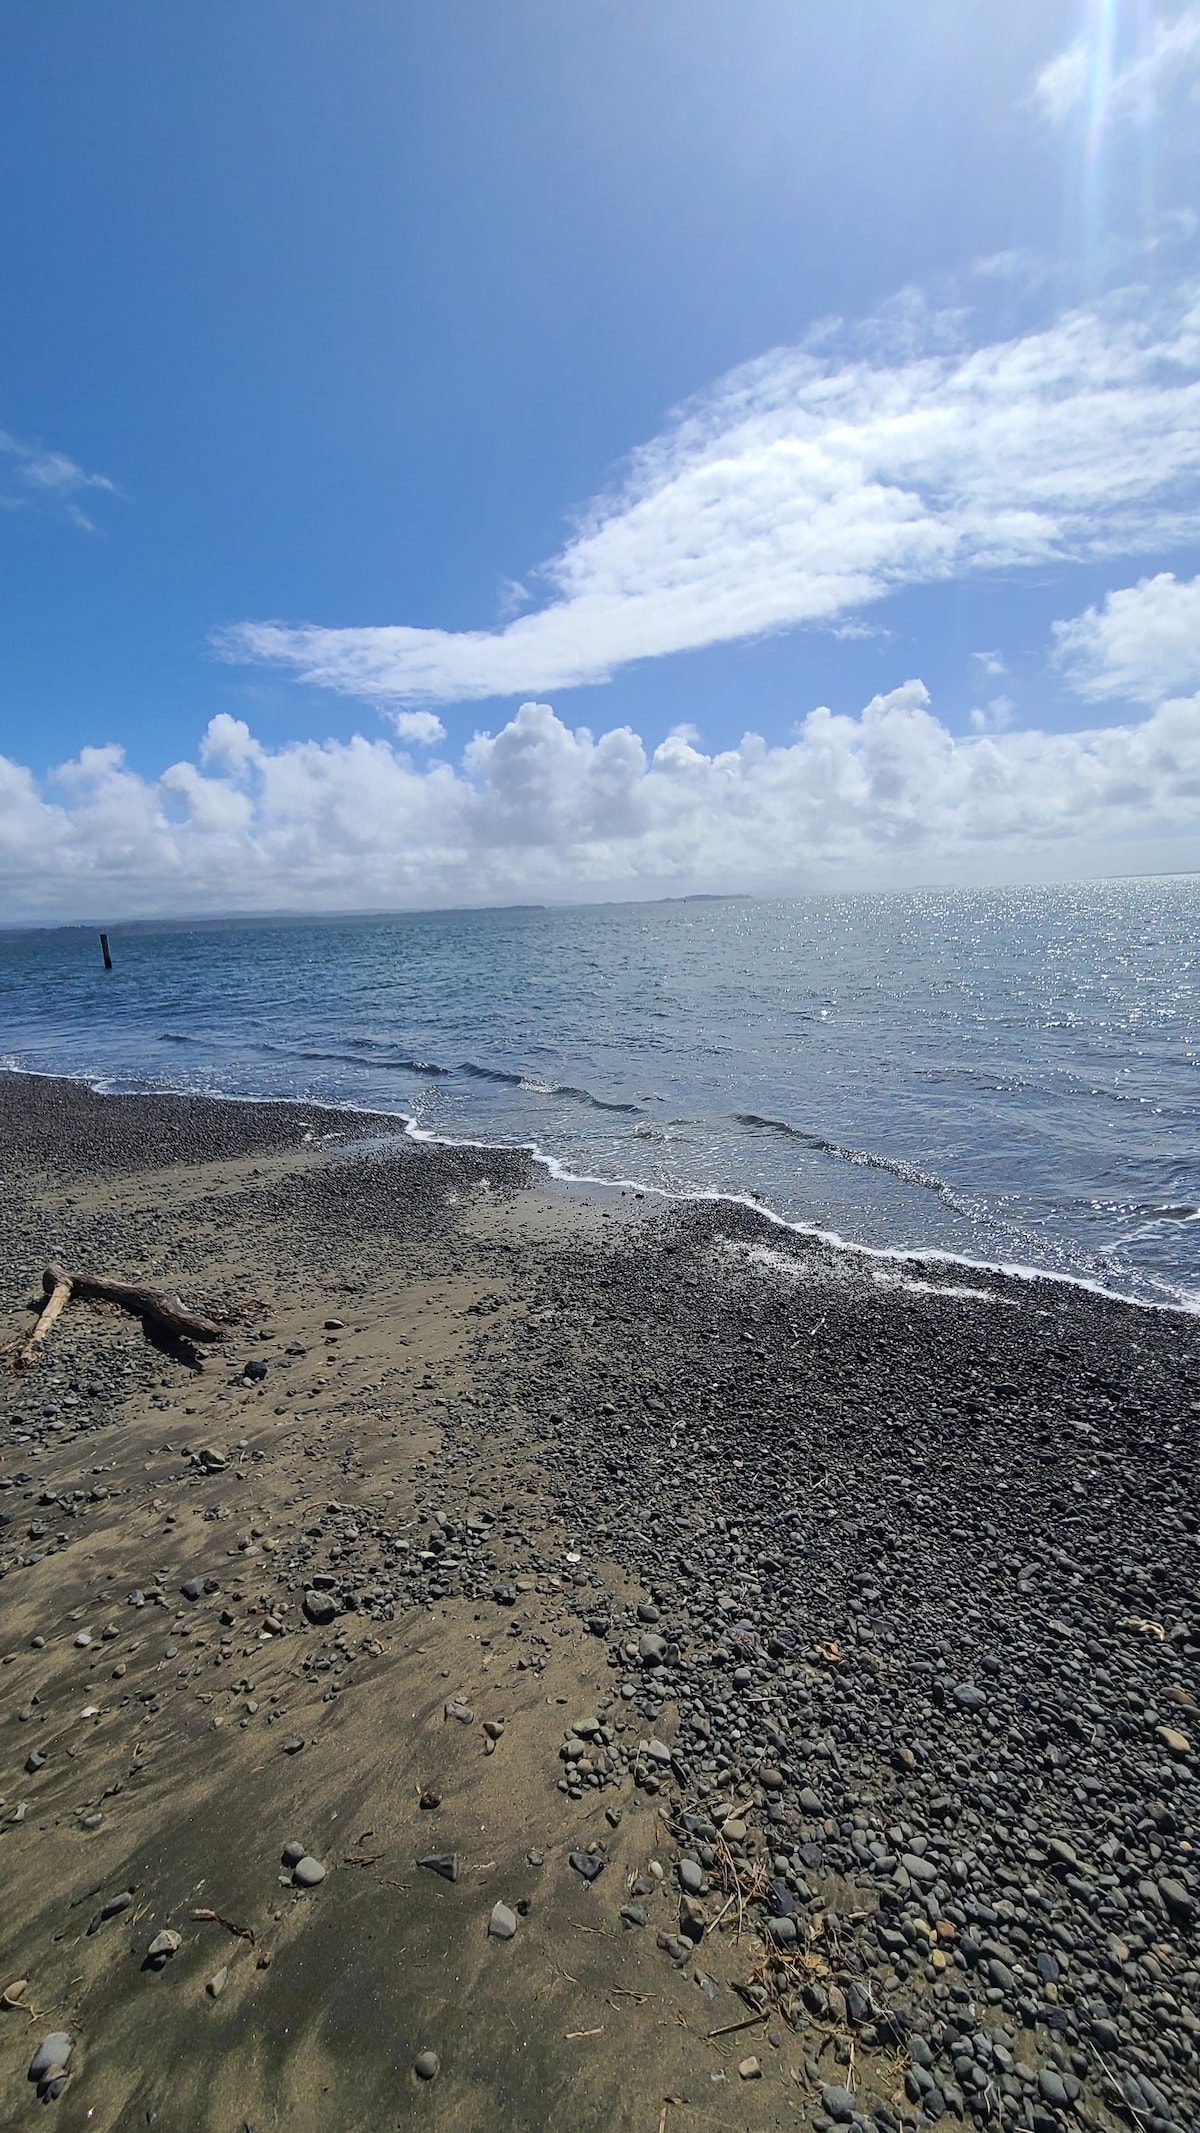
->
0, 425, 115, 530
1030, 6, 1200, 126
3, 689, 1199, 925
390, 709, 446, 745
1053, 571, 1200, 701
216, 284, 1200, 709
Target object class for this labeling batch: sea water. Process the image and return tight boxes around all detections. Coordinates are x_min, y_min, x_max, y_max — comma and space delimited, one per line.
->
2, 879, 1197, 1310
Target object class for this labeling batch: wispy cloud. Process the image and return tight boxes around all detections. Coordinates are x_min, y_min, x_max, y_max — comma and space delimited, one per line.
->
4, 688, 1200, 923
0, 426, 115, 530
1053, 570, 1200, 700
218, 283, 1200, 709
969, 695, 1017, 734
971, 248, 1050, 293
1030, 5, 1200, 126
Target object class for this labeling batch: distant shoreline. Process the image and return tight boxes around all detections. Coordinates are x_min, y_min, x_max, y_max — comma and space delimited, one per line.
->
4, 870, 1197, 936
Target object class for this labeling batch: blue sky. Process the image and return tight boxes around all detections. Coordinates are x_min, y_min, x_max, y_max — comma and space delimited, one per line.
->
2, 1, 1199, 917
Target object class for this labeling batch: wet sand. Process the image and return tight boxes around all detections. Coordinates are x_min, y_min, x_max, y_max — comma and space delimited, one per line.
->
1, 1074, 1197, 2133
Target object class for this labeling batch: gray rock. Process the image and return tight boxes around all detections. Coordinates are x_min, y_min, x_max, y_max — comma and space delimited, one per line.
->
569, 1850, 605, 1881
418, 1852, 458, 1882
414, 2050, 440, 2081
29, 2035, 72, 2083
1158, 1875, 1194, 1921
292, 1856, 326, 1887
303, 1589, 337, 1625
678, 1858, 704, 1894
679, 1894, 707, 1940
206, 1965, 228, 1998
281, 1840, 306, 1867
488, 1901, 518, 1939
822, 2085, 857, 2122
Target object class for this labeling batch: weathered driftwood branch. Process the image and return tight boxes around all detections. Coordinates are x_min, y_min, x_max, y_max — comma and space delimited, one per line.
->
16, 1270, 73, 1370
13, 1262, 224, 1370
45, 1262, 224, 1342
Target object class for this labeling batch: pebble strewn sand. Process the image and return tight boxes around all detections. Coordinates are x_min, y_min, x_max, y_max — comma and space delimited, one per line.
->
0, 1073, 1197, 2133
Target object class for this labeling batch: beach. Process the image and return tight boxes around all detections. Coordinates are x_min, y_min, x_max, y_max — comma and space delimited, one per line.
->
0, 1071, 1197, 2133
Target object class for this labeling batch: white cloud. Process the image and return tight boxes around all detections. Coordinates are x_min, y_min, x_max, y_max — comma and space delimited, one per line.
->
497, 576, 532, 618
1029, 39, 1091, 125
3, 689, 1199, 925
390, 709, 446, 745
218, 284, 1200, 709
971, 248, 1050, 293
1053, 571, 1200, 701
1030, 6, 1200, 126
972, 649, 1008, 678
0, 425, 115, 529
969, 696, 1016, 734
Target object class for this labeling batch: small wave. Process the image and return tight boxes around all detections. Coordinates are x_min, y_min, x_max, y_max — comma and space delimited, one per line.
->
255, 1040, 450, 1075
1116, 1203, 1200, 1237
158, 1032, 192, 1044
734, 1113, 972, 1214
552, 1083, 641, 1114
460, 1060, 527, 1087
462, 1062, 640, 1112
736, 1113, 842, 1154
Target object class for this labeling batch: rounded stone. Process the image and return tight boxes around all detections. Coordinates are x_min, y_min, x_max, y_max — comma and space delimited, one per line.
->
822, 2085, 857, 2122
29, 2034, 72, 2083
292, 1855, 326, 1887
414, 2051, 440, 2081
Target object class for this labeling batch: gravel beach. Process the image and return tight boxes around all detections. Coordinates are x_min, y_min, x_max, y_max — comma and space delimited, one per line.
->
1, 1072, 1197, 2133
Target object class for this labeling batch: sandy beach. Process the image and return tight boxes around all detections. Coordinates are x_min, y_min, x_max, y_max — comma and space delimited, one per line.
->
0, 1073, 1197, 2133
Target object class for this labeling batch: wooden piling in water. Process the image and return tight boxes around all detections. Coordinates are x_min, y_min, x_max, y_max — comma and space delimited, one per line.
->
99, 932, 113, 970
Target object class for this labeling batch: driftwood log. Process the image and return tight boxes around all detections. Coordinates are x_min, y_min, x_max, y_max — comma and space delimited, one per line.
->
16, 1269, 73, 1370
14, 1262, 223, 1370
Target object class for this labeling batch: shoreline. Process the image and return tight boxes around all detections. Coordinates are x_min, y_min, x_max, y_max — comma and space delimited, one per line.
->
1, 1074, 1197, 2132
4, 1066, 1193, 1322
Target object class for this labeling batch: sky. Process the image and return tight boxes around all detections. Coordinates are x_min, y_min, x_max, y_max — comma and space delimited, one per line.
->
2, 0, 1200, 920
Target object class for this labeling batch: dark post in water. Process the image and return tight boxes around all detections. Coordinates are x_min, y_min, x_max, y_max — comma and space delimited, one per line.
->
99, 933, 113, 971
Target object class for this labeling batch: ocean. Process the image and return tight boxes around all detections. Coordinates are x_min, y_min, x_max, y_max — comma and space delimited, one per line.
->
2, 878, 1197, 1310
